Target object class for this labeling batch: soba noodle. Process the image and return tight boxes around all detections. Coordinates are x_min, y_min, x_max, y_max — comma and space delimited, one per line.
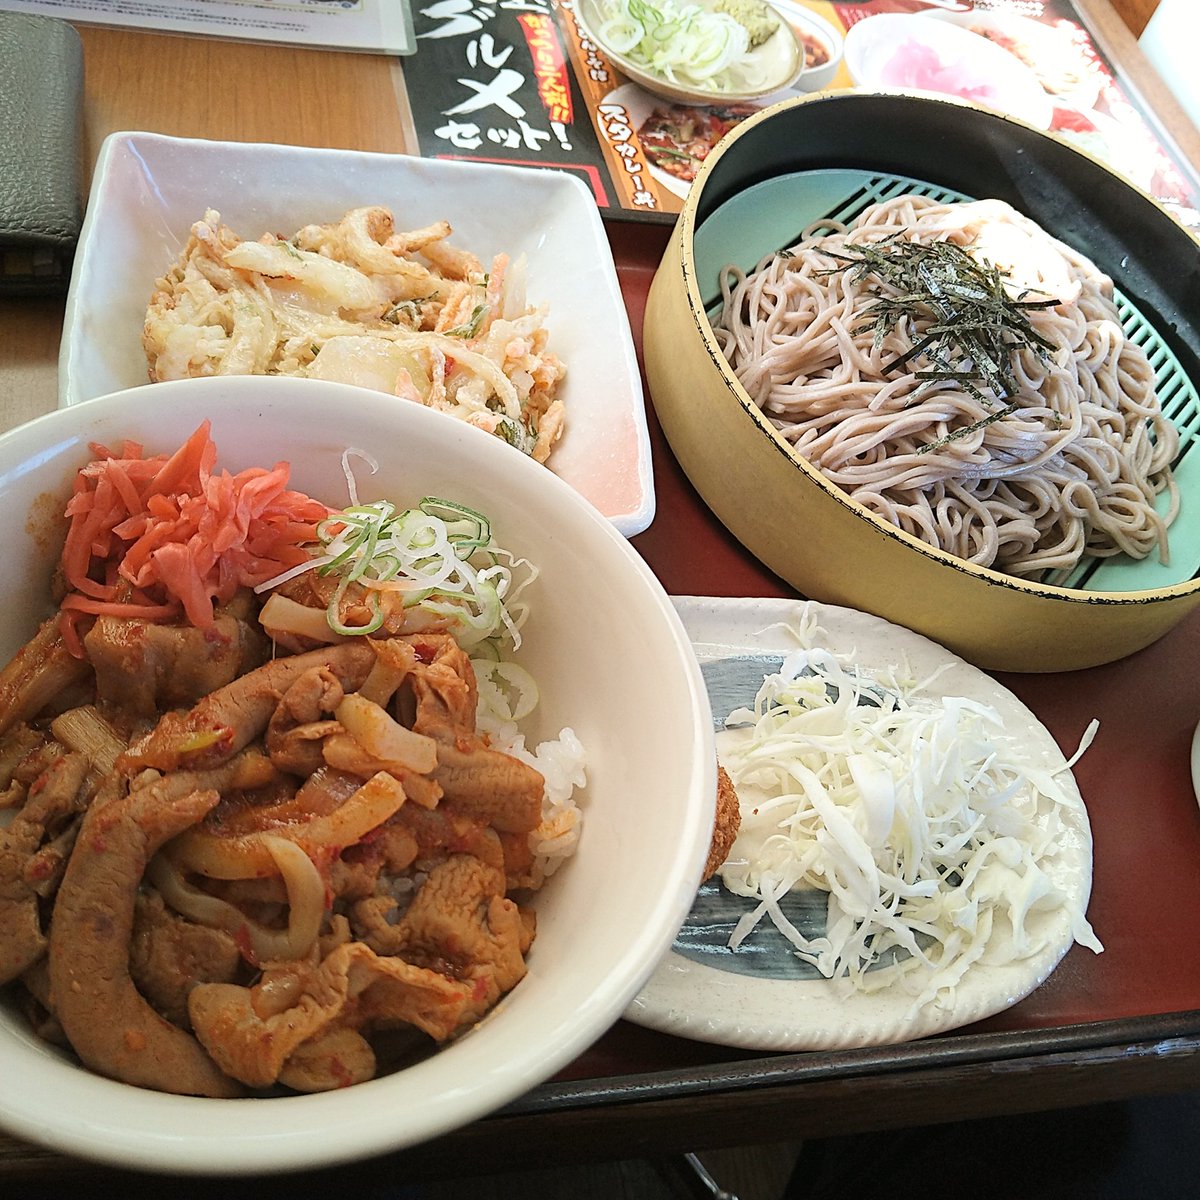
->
713, 195, 1180, 580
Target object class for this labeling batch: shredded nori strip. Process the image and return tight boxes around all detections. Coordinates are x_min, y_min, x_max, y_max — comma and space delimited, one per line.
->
821, 236, 1060, 452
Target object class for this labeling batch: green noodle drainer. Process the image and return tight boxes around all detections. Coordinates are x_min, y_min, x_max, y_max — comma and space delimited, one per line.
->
693, 168, 1200, 592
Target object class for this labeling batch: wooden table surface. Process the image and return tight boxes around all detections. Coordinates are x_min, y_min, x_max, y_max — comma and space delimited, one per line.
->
2, 0, 1200, 1184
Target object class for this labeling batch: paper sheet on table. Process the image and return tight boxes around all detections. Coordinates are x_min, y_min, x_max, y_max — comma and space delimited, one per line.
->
0, 0, 414, 55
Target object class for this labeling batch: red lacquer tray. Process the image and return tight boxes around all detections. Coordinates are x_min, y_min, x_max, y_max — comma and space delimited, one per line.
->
11, 221, 1200, 1188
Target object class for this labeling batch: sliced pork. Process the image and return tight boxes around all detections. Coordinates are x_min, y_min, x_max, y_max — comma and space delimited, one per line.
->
84, 612, 268, 716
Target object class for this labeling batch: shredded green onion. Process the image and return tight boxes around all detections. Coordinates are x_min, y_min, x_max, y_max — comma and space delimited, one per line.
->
593, 0, 768, 92
254, 454, 535, 649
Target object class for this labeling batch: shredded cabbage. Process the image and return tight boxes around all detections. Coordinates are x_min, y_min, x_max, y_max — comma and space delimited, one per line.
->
718, 632, 1103, 1013
593, 0, 771, 92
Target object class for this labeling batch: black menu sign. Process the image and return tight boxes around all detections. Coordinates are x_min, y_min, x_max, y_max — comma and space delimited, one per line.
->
403, 0, 1200, 225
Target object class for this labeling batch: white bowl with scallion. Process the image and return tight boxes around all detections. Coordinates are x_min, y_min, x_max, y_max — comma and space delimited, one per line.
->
576, 0, 805, 105
0, 374, 715, 1174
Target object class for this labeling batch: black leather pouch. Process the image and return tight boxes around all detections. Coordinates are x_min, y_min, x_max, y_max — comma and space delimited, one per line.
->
0, 13, 84, 297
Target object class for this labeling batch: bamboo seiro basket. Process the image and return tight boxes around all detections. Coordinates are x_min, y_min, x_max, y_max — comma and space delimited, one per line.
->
643, 91, 1200, 672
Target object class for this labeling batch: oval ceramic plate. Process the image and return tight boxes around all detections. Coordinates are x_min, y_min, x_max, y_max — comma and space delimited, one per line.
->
575, 0, 804, 105
626, 596, 1098, 1050
607, 82, 761, 200
1191, 719, 1200, 808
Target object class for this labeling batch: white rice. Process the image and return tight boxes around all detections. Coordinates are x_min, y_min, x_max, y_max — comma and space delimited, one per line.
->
474, 664, 587, 879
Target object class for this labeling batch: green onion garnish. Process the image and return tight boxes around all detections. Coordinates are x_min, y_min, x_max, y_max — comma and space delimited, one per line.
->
256, 488, 534, 650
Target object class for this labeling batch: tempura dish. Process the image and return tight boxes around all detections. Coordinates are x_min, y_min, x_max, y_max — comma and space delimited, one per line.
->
144, 206, 567, 463
0, 375, 714, 1173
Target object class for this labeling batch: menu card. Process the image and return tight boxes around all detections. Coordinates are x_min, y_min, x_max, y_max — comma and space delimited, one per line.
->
402, 0, 1200, 226
0, 0, 414, 55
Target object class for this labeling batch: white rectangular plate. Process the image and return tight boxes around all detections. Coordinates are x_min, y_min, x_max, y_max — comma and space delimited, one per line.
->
59, 132, 654, 536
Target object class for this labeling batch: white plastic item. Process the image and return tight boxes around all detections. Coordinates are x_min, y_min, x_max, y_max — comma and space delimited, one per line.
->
1139, 0, 1200, 135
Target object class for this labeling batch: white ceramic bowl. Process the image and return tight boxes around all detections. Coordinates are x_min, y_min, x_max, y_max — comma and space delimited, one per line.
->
843, 12, 1054, 129
59, 132, 655, 537
0, 376, 715, 1174
775, 0, 844, 92
574, 0, 805, 105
